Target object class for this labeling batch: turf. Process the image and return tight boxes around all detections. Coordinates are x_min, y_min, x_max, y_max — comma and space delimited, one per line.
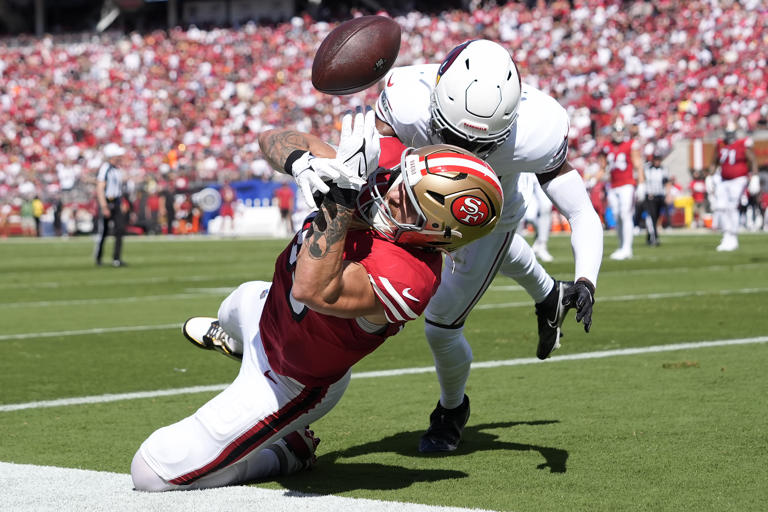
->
1, 232, 767, 511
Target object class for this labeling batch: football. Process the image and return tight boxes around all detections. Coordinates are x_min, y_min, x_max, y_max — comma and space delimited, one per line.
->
311, 16, 401, 95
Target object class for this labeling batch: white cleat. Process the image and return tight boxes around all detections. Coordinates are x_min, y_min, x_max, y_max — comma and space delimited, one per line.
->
609, 249, 632, 260
182, 317, 242, 360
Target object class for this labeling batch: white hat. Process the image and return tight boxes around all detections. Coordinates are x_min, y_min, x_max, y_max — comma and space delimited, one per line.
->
104, 143, 126, 158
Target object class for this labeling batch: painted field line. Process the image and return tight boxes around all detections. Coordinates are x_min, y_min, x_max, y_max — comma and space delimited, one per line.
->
2, 335, 765, 413
475, 286, 768, 309
0, 323, 180, 341
0, 291, 230, 309
4, 285, 767, 313
0, 462, 495, 512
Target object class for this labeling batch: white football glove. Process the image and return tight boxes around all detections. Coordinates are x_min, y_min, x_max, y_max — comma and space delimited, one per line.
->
635, 182, 646, 202
333, 107, 381, 191
290, 152, 341, 207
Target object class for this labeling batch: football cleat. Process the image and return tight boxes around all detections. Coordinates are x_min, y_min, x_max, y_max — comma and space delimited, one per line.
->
418, 395, 470, 453
609, 249, 632, 260
266, 427, 320, 475
182, 317, 242, 361
535, 280, 572, 360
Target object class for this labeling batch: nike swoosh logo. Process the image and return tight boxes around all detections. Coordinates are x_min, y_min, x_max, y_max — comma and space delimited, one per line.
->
402, 288, 420, 302
387, 75, 394, 87
343, 139, 367, 176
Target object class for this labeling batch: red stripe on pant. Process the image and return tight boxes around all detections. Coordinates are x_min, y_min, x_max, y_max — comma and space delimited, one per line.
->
169, 385, 327, 485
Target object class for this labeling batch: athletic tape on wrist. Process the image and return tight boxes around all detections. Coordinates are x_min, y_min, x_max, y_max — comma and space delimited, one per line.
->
284, 150, 308, 175
325, 183, 358, 209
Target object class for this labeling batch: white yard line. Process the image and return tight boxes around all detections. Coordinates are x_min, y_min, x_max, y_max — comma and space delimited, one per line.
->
2, 335, 765, 413
0, 462, 495, 512
475, 287, 768, 309
0, 323, 180, 341
3, 285, 767, 313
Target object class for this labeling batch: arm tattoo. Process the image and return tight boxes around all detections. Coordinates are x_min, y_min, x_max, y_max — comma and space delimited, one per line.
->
306, 200, 356, 259
261, 130, 312, 173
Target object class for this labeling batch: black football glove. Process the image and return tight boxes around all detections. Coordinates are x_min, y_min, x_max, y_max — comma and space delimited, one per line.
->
562, 280, 595, 333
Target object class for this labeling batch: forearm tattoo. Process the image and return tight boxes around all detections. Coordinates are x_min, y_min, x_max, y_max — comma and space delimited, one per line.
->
306, 198, 356, 259
260, 130, 312, 173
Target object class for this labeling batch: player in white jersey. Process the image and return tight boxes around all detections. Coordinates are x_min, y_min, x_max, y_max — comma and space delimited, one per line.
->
519, 172, 555, 262
373, 40, 604, 452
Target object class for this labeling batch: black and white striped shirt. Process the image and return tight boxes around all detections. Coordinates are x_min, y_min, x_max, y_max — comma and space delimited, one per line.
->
97, 163, 123, 200
644, 162, 669, 197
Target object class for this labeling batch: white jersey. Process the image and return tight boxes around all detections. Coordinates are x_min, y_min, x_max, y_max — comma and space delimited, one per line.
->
376, 64, 569, 231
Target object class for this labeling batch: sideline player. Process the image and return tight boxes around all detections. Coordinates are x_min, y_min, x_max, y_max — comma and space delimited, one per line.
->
131, 110, 504, 491
519, 172, 555, 262
710, 121, 759, 251
595, 119, 645, 260
375, 39, 603, 452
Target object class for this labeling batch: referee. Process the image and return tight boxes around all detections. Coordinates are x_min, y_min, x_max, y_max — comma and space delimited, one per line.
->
95, 143, 127, 267
642, 151, 671, 246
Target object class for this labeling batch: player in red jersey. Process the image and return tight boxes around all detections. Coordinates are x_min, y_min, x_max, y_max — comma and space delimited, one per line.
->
595, 119, 645, 260
710, 121, 759, 251
130, 109, 503, 491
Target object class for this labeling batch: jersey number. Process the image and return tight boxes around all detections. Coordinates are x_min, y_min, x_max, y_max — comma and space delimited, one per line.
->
607, 152, 628, 171
719, 148, 736, 165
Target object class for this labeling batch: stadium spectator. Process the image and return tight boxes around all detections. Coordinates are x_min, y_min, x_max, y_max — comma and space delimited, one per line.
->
130, 111, 502, 491
94, 143, 127, 267
0, 1, 765, 231
710, 121, 759, 251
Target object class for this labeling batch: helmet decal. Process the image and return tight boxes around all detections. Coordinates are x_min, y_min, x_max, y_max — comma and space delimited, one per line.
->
451, 195, 490, 226
436, 40, 475, 85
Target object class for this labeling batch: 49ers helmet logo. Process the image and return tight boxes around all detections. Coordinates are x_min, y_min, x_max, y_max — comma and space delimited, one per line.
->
451, 195, 490, 226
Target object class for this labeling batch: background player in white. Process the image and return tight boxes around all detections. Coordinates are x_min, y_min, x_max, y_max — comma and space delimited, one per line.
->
131, 110, 504, 491
374, 39, 603, 452
595, 119, 645, 260
520, 172, 555, 262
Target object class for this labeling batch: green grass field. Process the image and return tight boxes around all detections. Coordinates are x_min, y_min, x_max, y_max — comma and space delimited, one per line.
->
1, 231, 767, 511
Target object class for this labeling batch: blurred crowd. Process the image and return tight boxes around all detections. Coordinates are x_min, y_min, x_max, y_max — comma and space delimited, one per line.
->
1, 0, 766, 236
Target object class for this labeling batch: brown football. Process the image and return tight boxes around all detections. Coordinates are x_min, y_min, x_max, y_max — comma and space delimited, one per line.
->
311, 16, 401, 95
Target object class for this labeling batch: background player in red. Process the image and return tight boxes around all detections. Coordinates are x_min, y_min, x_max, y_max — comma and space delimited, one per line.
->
130, 109, 503, 491
273, 181, 295, 236
596, 119, 645, 260
710, 121, 759, 251
218, 179, 237, 234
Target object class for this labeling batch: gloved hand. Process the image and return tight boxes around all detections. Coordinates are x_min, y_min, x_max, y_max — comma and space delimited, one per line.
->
333, 107, 381, 191
290, 152, 341, 208
635, 182, 646, 202
562, 280, 595, 333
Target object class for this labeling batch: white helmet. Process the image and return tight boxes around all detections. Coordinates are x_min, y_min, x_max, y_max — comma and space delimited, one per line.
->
429, 40, 522, 159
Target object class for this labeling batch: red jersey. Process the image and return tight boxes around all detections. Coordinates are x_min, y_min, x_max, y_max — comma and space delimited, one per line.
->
274, 186, 294, 211
259, 216, 442, 387
601, 139, 639, 187
715, 138, 752, 180
689, 177, 707, 204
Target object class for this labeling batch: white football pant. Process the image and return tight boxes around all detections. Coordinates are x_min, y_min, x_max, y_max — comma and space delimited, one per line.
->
132, 281, 350, 491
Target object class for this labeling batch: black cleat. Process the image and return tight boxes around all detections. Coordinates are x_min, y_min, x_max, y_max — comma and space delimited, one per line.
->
535, 280, 572, 360
418, 395, 470, 453
182, 317, 242, 361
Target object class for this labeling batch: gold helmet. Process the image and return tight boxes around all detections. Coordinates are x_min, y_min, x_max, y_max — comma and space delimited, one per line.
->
358, 144, 503, 251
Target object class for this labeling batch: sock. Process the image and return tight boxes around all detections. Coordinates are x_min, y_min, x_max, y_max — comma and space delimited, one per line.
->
424, 322, 472, 410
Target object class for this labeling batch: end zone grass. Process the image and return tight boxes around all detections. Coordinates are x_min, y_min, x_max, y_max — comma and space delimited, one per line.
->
1, 232, 767, 511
